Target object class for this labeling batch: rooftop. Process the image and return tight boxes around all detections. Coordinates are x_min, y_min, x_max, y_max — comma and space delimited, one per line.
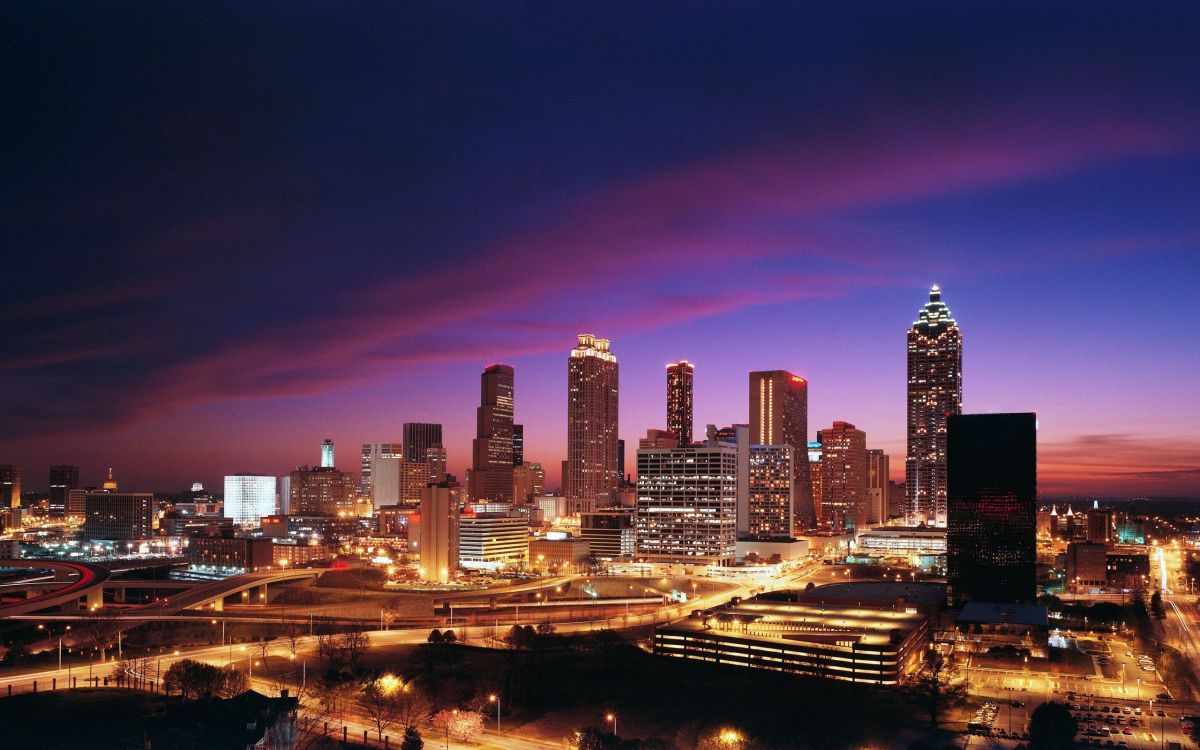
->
799, 581, 948, 606
958, 601, 1049, 627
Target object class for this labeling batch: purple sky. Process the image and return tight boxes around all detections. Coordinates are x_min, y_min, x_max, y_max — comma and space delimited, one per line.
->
5, 3, 1199, 497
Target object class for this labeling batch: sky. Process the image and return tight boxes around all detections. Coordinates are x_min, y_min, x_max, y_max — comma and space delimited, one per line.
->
4, 2, 1199, 498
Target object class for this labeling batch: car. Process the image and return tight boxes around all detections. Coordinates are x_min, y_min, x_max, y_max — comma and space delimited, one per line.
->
1142, 664, 1156, 672
1156, 709, 1165, 716
1122, 707, 1130, 714
1102, 706, 1111, 713
1155, 692, 1170, 700
1125, 651, 1133, 657
1134, 707, 1143, 715
1122, 728, 1132, 735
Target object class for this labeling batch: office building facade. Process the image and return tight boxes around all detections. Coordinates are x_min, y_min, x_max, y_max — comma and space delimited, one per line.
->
224, 475, 277, 527
82, 491, 154, 540
417, 483, 460, 583
0, 465, 20, 509
470, 364, 515, 503
666, 360, 694, 445
512, 462, 545, 504
749, 370, 812, 529
458, 513, 528, 569
946, 412, 1036, 605
320, 439, 335, 468
636, 445, 738, 565
566, 334, 620, 502
905, 285, 963, 527
288, 466, 356, 517
361, 443, 401, 500
49, 464, 80, 517
866, 450, 889, 525
821, 421, 868, 531
747, 445, 795, 538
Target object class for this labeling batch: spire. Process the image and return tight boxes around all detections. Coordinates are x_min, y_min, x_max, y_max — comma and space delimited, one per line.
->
1050, 504, 1057, 516
912, 285, 956, 331
102, 467, 118, 491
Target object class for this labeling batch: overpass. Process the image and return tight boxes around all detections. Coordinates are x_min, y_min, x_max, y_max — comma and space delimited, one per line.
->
0, 559, 111, 616
163, 568, 323, 612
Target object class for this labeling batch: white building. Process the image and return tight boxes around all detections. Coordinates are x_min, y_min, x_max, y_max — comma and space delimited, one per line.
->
636, 445, 738, 565
458, 514, 528, 570
224, 475, 277, 527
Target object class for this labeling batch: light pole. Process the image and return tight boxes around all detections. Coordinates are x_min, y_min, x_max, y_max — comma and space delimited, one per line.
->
489, 693, 500, 731
606, 713, 617, 737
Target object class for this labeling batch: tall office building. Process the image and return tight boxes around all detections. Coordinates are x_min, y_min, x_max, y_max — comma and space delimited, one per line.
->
808, 440, 823, 523
706, 424, 751, 535
635, 444, 738, 565
288, 466, 356, 516
866, 449, 889, 525
470, 364, 515, 502
404, 423, 443, 462
512, 462, 545, 504
616, 439, 625, 481
424, 446, 447, 483
417, 482, 459, 583
566, 334, 620, 502
820, 421, 868, 531
1087, 509, 1114, 545
370, 457, 431, 508
512, 424, 524, 466
749, 371, 811, 530
49, 465, 80, 517
666, 360, 694, 445
946, 412, 1036, 605
0, 465, 20, 509
906, 285, 963, 527
224, 475, 277, 527
361, 443, 402, 499
639, 429, 679, 450
82, 490, 154, 541
320, 439, 335, 468
747, 445, 795, 538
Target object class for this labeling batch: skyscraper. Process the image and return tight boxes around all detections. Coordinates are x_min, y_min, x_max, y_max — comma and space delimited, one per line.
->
49, 465, 80, 517
417, 482, 459, 583
946, 412, 1036, 605
0, 465, 20, 509
820, 421, 868, 531
403, 423, 443, 463
666, 360, 694, 445
566, 334, 619, 502
224, 475, 277, 527
636, 444, 738, 565
906, 285, 963, 527
747, 445, 795, 538
470, 364, 515, 502
289, 466, 356, 516
512, 424, 524, 466
512, 462, 545, 503
866, 449, 890, 525
361, 443, 401, 499
749, 370, 811, 530
320, 439, 335, 468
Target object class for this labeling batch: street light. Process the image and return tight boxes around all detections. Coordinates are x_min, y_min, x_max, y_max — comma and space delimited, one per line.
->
605, 713, 617, 737
488, 693, 500, 731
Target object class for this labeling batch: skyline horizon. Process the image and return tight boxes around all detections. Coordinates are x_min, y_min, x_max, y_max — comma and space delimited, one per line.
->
6, 284, 1198, 500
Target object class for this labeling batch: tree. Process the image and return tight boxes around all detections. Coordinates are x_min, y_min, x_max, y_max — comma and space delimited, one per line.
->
400, 726, 424, 750
359, 676, 404, 740
1028, 701, 1077, 749
339, 627, 370, 670
905, 649, 968, 729
442, 629, 457, 643
428, 629, 444, 644
431, 709, 483, 744
1151, 590, 1167, 620
220, 668, 249, 698
571, 726, 617, 750
163, 659, 226, 699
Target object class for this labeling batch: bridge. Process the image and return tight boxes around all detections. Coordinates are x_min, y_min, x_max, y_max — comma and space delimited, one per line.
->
0, 559, 111, 616
164, 568, 323, 612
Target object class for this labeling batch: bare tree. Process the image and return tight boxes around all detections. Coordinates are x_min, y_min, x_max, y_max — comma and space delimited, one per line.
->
338, 627, 370, 670
905, 648, 968, 729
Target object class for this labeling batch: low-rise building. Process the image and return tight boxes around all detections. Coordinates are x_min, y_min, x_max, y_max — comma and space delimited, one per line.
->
580, 508, 635, 560
530, 535, 590, 570
1066, 541, 1107, 590
953, 601, 1049, 658
189, 536, 276, 574
458, 513, 527, 570
655, 593, 930, 685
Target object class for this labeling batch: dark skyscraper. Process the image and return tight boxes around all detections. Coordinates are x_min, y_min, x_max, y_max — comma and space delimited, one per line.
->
0, 465, 20, 509
946, 412, 1037, 606
49, 464, 80, 517
512, 424, 524, 466
470, 364, 515, 502
567, 334, 620, 502
749, 370, 812, 531
906, 285, 963, 527
403, 423, 443, 463
666, 360, 694, 446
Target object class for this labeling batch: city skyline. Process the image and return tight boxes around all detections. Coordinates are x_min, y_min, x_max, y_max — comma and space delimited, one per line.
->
5, 4, 1199, 499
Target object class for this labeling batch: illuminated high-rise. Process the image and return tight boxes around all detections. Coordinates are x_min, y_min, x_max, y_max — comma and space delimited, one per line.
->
747, 444, 795, 538
470, 364, 515, 502
906, 285, 963, 527
403, 423, 443, 463
749, 370, 811, 530
224, 475, 277, 527
820, 421, 867, 530
566, 334, 619, 502
866, 449, 890, 525
636, 444, 737, 565
0, 465, 20, 509
361, 443, 401, 499
49, 465, 79, 517
320, 439, 335, 468
666, 360, 694, 446
512, 424, 524, 466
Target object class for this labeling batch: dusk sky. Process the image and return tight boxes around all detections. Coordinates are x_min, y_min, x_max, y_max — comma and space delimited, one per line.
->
5, 2, 1199, 498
